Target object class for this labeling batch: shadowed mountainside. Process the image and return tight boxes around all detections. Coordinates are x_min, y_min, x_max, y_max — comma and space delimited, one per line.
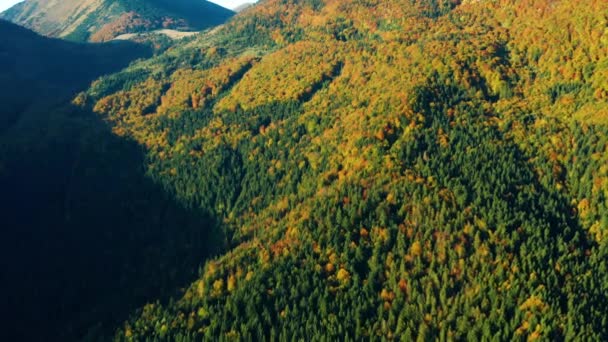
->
0, 20, 224, 341
0, 19, 152, 132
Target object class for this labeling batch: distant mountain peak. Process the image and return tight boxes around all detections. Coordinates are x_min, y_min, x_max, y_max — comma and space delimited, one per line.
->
0, 0, 234, 42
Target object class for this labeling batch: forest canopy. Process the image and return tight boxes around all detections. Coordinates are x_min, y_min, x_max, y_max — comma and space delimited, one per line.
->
1, 0, 608, 340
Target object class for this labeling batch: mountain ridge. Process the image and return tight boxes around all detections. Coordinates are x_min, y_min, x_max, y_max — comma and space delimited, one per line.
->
0, 0, 234, 42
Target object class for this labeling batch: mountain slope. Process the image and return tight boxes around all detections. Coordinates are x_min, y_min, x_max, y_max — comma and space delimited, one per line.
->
2, 0, 608, 340
71, 0, 608, 340
0, 0, 234, 42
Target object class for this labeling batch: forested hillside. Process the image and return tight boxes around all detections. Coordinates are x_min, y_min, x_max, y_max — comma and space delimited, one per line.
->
2, 0, 608, 340
83, 0, 608, 340
0, 0, 234, 42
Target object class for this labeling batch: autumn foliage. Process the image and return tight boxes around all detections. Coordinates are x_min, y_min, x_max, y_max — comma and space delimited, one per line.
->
65, 0, 608, 340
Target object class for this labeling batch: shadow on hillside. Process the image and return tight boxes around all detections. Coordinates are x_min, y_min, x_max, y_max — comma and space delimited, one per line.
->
0, 104, 224, 340
0, 19, 153, 133
0, 20, 221, 340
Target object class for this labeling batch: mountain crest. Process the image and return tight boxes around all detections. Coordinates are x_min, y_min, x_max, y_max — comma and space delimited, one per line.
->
0, 0, 234, 42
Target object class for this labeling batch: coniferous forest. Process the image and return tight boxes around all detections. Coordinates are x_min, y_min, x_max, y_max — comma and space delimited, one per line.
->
1, 0, 608, 341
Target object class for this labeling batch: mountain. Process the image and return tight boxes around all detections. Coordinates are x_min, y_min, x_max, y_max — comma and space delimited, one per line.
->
2, 0, 608, 341
0, 0, 234, 42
